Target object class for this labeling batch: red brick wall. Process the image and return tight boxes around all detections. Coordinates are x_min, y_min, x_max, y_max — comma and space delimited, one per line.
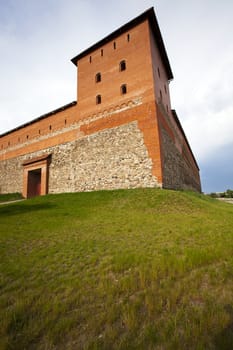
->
149, 26, 172, 115
77, 20, 155, 116
0, 104, 78, 154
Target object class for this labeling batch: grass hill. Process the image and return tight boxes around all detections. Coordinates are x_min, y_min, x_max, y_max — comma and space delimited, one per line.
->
0, 188, 233, 349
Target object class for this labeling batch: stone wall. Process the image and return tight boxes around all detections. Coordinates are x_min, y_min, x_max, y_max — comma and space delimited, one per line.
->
0, 158, 23, 194
161, 128, 201, 191
0, 121, 159, 195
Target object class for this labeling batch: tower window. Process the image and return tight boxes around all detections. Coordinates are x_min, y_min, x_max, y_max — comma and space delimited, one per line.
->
127, 33, 130, 42
26, 135, 29, 140
38, 129, 41, 134
96, 95, 101, 105
119, 60, 126, 72
65, 119, 67, 125
159, 90, 163, 101
101, 49, 103, 56
49, 125, 52, 130
121, 84, 127, 95
157, 67, 160, 78
89, 56, 92, 63
113, 42, 116, 50
95, 72, 101, 83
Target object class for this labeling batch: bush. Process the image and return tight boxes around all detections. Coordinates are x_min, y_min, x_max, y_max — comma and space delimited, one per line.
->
226, 189, 233, 198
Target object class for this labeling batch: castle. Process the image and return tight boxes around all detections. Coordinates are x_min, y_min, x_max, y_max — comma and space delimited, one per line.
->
0, 8, 201, 198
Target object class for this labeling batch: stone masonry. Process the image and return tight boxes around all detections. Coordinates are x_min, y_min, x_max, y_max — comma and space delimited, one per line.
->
0, 122, 158, 194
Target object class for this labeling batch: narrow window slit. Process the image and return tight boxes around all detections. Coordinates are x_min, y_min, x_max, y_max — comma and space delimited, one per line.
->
121, 84, 127, 95
95, 72, 101, 83
119, 60, 126, 71
96, 95, 101, 104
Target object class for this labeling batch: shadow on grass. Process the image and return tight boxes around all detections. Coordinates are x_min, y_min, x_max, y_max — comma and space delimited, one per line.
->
214, 305, 233, 350
0, 202, 57, 217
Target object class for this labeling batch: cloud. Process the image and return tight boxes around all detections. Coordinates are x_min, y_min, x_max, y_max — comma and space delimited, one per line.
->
200, 141, 233, 193
0, 0, 155, 133
165, 0, 233, 165
177, 52, 233, 164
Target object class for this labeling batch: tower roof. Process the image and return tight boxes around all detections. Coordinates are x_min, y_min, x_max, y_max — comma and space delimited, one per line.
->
71, 7, 173, 80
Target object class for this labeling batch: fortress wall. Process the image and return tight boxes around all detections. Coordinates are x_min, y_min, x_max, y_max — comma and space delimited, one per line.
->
0, 158, 23, 194
160, 127, 200, 191
0, 121, 159, 195
0, 103, 78, 152
156, 103, 201, 192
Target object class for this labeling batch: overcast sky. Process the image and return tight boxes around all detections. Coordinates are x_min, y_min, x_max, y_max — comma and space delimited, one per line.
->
0, 0, 232, 193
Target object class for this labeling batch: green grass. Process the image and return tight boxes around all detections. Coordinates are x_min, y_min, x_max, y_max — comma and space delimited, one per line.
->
0, 188, 233, 349
0, 193, 23, 203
